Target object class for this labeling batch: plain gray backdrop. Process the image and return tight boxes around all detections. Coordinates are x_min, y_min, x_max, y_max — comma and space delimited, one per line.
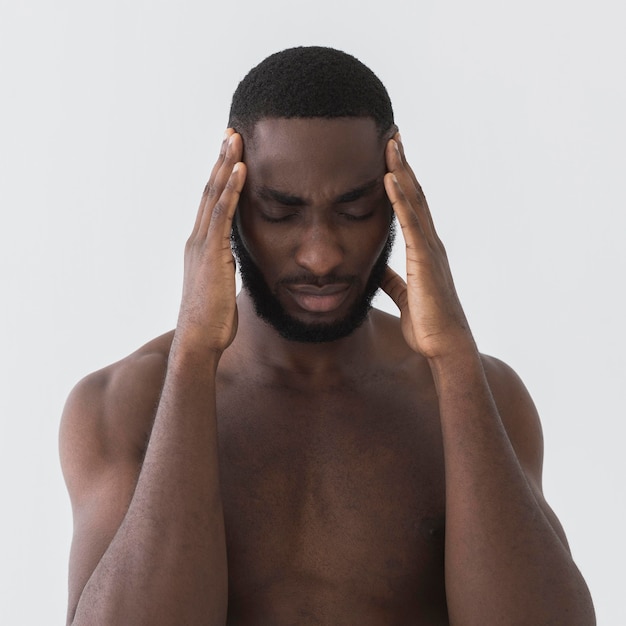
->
1, 0, 624, 623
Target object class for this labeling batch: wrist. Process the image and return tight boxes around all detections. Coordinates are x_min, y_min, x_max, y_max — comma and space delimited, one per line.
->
426, 341, 483, 390
169, 331, 224, 374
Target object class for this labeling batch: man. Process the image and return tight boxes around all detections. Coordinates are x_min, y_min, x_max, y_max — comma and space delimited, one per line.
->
60, 47, 595, 625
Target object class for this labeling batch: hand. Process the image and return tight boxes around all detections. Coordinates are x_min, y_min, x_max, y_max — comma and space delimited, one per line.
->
381, 133, 475, 360
175, 129, 246, 355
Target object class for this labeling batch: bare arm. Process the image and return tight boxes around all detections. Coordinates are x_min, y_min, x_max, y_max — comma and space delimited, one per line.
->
60, 130, 247, 625
382, 135, 595, 625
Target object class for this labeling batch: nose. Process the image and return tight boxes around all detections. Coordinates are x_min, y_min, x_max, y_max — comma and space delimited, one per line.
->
294, 218, 344, 278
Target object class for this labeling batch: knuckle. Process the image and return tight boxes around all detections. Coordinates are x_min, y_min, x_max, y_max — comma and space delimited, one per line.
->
409, 209, 421, 224
211, 199, 227, 220
224, 176, 240, 194
222, 154, 237, 171
203, 182, 218, 200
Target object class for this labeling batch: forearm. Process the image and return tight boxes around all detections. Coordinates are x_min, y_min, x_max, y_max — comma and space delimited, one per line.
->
72, 346, 227, 626
432, 349, 594, 625
383, 132, 593, 623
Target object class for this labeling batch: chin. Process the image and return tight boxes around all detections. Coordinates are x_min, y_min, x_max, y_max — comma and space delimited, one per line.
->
256, 292, 375, 344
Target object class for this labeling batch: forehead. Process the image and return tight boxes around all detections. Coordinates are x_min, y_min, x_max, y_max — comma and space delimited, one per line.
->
243, 118, 386, 196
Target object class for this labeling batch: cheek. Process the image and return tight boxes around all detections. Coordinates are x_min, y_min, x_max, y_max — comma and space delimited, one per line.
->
236, 201, 263, 257
362, 216, 393, 265
237, 211, 286, 270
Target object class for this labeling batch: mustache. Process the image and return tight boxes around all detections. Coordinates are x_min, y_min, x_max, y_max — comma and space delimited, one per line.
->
278, 274, 358, 288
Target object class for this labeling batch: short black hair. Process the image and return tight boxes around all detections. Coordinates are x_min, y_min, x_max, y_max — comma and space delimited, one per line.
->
228, 46, 394, 139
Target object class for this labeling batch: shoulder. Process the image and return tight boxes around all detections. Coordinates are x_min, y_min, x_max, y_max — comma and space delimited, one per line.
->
480, 353, 545, 488
479, 353, 574, 548
63, 330, 175, 427
59, 331, 175, 617
59, 331, 175, 492
371, 311, 546, 482
480, 353, 541, 431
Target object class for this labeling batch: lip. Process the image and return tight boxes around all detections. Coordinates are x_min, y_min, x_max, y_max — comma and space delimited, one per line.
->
286, 283, 352, 313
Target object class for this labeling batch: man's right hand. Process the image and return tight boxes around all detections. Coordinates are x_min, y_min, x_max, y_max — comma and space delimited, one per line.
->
176, 129, 246, 355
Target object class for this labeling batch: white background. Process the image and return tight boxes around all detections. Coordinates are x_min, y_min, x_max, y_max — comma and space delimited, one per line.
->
1, 0, 624, 623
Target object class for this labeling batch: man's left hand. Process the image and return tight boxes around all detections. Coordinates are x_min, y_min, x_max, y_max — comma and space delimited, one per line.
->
381, 133, 475, 361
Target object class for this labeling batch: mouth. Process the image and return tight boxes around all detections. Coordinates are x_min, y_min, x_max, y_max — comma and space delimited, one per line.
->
285, 283, 352, 314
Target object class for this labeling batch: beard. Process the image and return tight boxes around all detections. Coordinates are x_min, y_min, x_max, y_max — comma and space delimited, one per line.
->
230, 217, 395, 344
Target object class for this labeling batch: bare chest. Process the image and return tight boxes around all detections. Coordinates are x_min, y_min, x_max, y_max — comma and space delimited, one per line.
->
215, 374, 448, 621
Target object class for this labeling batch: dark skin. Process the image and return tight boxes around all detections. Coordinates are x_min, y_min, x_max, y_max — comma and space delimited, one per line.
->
60, 118, 595, 625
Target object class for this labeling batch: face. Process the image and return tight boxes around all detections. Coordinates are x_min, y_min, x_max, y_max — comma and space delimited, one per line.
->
233, 117, 395, 343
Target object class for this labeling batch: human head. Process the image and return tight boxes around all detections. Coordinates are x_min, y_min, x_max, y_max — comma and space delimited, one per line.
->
229, 48, 396, 343
228, 46, 395, 142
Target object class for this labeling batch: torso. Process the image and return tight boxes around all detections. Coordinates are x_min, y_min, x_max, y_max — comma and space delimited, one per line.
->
214, 311, 449, 624
127, 310, 449, 624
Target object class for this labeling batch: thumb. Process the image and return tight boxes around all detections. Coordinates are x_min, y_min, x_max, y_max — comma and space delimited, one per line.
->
381, 266, 408, 311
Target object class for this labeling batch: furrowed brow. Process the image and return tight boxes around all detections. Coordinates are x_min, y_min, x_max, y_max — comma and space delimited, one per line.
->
335, 178, 380, 203
254, 178, 381, 206
256, 186, 306, 206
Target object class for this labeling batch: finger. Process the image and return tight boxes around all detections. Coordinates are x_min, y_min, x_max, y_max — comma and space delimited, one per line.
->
385, 140, 432, 238
207, 160, 247, 246
384, 169, 429, 258
393, 132, 421, 195
380, 266, 408, 311
205, 129, 236, 195
190, 129, 235, 238
198, 132, 244, 236
391, 135, 440, 246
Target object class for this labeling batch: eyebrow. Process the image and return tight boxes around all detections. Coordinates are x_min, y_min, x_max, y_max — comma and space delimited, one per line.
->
254, 178, 381, 207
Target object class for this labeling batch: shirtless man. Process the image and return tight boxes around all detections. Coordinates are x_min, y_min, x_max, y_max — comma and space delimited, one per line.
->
60, 47, 595, 625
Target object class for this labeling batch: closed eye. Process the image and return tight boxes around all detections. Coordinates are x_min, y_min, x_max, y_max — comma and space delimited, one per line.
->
259, 210, 299, 223
339, 210, 375, 221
